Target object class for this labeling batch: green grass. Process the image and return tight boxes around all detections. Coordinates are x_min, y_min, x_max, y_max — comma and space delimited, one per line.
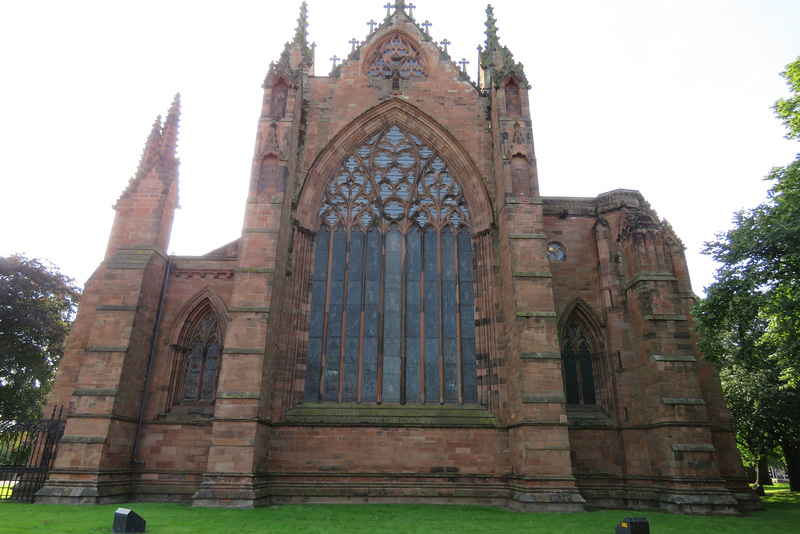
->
0, 487, 797, 533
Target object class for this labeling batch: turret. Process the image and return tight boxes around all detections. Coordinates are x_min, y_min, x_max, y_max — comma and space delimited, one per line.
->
105, 94, 181, 259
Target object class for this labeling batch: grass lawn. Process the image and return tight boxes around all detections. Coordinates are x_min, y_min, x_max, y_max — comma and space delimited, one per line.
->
0, 486, 797, 533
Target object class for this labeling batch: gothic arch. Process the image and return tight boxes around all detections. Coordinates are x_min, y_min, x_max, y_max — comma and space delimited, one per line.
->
297, 98, 494, 233
163, 287, 227, 411
283, 101, 500, 410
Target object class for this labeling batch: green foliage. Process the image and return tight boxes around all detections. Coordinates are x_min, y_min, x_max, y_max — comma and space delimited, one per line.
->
694, 55, 800, 488
774, 57, 800, 140
0, 255, 80, 419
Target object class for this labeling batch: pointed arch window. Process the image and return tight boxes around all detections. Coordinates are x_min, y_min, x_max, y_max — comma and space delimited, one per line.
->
367, 34, 426, 78
304, 124, 477, 405
561, 322, 596, 405
166, 308, 223, 408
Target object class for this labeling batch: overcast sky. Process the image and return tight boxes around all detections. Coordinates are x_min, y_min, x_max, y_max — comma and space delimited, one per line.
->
2, 0, 799, 296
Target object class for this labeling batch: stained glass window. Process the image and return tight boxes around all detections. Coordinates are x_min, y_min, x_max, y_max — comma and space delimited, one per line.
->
561, 323, 596, 405
305, 124, 477, 405
183, 313, 221, 402
367, 34, 426, 79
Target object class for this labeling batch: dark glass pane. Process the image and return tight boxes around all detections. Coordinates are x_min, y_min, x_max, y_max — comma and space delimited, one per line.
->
313, 228, 330, 281
405, 228, 422, 402
330, 229, 347, 280
323, 336, 341, 402
442, 337, 458, 402
383, 336, 401, 403
578, 343, 596, 405
361, 335, 378, 402
461, 337, 478, 403
342, 340, 359, 402
562, 344, 580, 404
200, 339, 219, 400
184, 339, 203, 400
425, 338, 440, 403
304, 336, 323, 401
441, 229, 456, 281
366, 228, 381, 280
423, 227, 440, 403
383, 226, 402, 403
457, 230, 473, 281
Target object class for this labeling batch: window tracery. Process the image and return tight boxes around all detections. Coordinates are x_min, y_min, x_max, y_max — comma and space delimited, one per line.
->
561, 322, 596, 405
367, 34, 426, 79
170, 310, 222, 405
305, 124, 477, 405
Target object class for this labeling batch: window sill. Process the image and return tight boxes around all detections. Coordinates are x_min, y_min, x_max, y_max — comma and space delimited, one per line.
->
283, 403, 500, 427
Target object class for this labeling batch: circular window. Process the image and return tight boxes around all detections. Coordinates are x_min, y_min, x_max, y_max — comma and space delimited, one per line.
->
547, 242, 566, 262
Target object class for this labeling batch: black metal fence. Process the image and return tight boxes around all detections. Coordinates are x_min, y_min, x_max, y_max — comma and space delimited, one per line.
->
0, 407, 65, 502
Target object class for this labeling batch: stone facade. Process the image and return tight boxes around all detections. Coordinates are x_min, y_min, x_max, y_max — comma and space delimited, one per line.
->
38, 2, 758, 513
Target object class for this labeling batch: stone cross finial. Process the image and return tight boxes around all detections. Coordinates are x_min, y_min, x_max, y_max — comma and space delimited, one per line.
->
330, 55, 340, 68
406, 2, 416, 19
367, 19, 378, 34
421, 20, 432, 35
384, 3, 393, 18
349, 38, 359, 53
458, 58, 470, 72
440, 38, 451, 54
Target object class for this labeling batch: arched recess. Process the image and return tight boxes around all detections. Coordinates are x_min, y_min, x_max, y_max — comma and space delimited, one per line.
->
557, 299, 611, 410
263, 74, 291, 119
282, 100, 500, 413
362, 30, 428, 79
163, 287, 228, 412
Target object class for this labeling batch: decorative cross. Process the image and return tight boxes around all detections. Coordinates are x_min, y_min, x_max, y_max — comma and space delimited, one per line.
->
440, 38, 451, 54
367, 19, 378, 34
330, 55, 340, 68
384, 3, 393, 18
406, 2, 416, 19
349, 38, 359, 53
458, 58, 470, 72
421, 20, 432, 35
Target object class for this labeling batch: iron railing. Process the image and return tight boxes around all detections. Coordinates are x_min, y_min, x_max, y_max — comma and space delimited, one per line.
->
0, 406, 65, 502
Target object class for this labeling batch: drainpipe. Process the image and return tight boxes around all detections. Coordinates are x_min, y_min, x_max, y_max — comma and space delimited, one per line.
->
132, 253, 172, 465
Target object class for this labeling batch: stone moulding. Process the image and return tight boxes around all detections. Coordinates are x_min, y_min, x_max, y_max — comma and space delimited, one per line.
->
652, 354, 697, 362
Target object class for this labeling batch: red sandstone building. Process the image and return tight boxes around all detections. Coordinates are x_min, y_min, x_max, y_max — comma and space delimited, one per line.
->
39, 2, 758, 513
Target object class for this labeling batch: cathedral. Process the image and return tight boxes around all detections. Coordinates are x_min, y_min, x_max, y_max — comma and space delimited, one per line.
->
38, 2, 758, 513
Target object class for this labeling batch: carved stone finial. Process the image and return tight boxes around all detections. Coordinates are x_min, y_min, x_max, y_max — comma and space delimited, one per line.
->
406, 2, 415, 19
294, 1, 309, 48
384, 2, 393, 18
349, 37, 359, 53
367, 19, 378, 34
440, 38, 451, 54
458, 58, 470, 72
330, 55, 340, 69
421, 20, 432, 35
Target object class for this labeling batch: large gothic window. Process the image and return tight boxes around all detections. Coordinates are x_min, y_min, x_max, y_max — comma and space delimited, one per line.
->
561, 322, 596, 405
304, 124, 477, 405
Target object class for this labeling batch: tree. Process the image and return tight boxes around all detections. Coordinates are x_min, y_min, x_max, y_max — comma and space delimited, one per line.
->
694, 56, 800, 492
0, 254, 80, 419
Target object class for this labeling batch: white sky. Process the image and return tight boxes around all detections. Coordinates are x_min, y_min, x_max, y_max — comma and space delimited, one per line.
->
1, 0, 799, 296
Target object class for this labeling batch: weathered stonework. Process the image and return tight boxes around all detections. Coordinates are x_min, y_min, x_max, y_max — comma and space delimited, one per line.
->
38, 2, 758, 514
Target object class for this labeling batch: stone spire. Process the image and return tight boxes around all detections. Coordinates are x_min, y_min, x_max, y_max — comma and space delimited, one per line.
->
479, 4, 529, 88
293, 1, 309, 49
161, 93, 181, 161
